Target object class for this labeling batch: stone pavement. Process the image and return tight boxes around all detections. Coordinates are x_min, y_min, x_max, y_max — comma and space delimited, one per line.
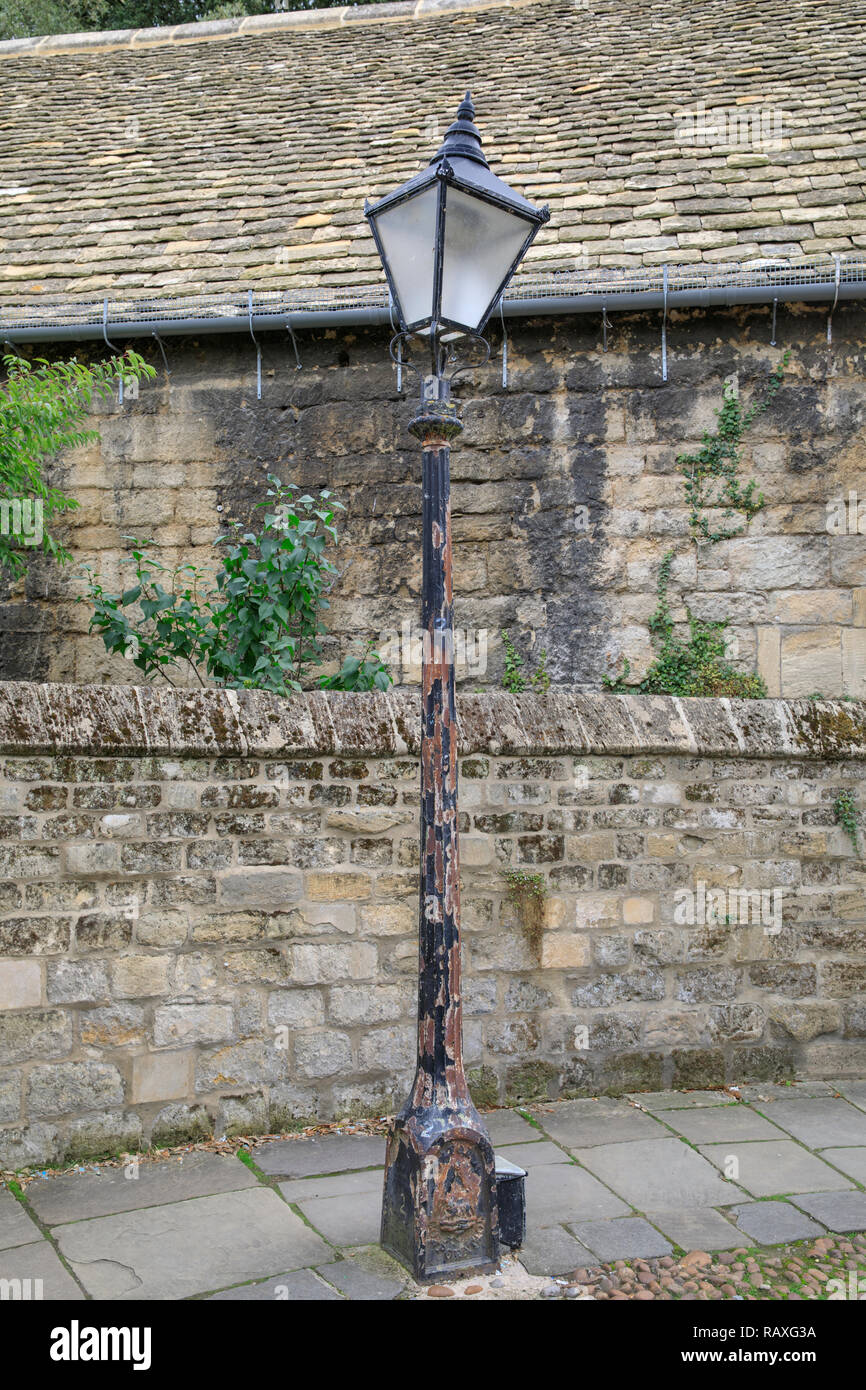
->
2, 1078, 866, 1301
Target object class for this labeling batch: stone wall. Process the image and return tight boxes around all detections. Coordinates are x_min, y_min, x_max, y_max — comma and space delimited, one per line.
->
0, 684, 864, 1170
2, 303, 865, 697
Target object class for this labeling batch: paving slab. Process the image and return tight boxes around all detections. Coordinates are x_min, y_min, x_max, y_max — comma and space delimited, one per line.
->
518, 1224, 595, 1277
0, 1188, 43, 1251
525, 1161, 630, 1224
828, 1081, 866, 1111
318, 1258, 404, 1300
482, 1109, 543, 1145
497, 1140, 569, 1168
255, 1134, 385, 1178
790, 1191, 866, 1233
731, 1200, 825, 1245
735, 1081, 838, 1104
571, 1215, 673, 1261
664, 1105, 786, 1145
208, 1269, 341, 1301
819, 1147, 866, 1185
574, 1137, 741, 1209
645, 1207, 742, 1252
531, 1097, 666, 1148
629, 1090, 736, 1111
295, 1189, 382, 1246
0, 1237, 84, 1300
748, 1098, 866, 1149
699, 1140, 854, 1198
278, 1168, 383, 1203
55, 1187, 333, 1300
27, 1153, 257, 1225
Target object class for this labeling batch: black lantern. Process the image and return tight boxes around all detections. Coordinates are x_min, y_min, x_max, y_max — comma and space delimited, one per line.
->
365, 92, 549, 339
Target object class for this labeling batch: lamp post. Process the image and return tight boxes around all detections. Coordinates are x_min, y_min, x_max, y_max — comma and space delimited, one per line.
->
365, 93, 548, 1283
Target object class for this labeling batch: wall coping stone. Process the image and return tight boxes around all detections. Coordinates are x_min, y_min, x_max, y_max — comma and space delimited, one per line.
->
0, 0, 534, 58
0, 684, 863, 760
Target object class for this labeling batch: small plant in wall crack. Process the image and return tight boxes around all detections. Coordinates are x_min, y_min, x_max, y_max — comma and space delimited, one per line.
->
834, 790, 859, 852
504, 869, 547, 958
501, 629, 550, 693
605, 549, 767, 697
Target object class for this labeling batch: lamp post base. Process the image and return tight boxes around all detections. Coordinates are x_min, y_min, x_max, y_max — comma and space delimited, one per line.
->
381, 1105, 499, 1283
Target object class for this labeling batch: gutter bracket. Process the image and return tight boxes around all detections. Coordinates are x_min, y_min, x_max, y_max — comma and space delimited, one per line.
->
102, 298, 124, 403
827, 255, 841, 344
285, 318, 302, 371
499, 297, 508, 388
248, 290, 262, 399
661, 266, 669, 382
388, 291, 402, 392
151, 330, 171, 384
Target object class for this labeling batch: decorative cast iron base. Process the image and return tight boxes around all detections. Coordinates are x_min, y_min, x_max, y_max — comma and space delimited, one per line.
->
381, 1105, 500, 1283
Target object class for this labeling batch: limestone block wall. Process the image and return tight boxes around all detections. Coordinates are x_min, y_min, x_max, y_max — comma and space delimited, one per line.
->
1, 303, 865, 697
0, 685, 864, 1170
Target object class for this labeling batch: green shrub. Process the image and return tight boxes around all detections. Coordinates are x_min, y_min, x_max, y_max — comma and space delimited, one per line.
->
82, 475, 392, 694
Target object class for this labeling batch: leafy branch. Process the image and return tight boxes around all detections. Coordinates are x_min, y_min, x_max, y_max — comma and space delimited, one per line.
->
0, 351, 155, 575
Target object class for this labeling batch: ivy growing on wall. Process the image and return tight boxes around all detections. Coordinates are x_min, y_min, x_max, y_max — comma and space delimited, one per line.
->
606, 353, 790, 698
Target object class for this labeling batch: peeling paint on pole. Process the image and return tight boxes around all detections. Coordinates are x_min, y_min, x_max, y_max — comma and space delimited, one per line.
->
380, 376, 499, 1281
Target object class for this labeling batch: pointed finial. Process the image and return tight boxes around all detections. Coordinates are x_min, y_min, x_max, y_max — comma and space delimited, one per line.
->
430, 91, 488, 168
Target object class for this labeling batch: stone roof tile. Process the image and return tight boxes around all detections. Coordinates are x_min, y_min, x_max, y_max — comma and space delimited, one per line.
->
0, 0, 864, 305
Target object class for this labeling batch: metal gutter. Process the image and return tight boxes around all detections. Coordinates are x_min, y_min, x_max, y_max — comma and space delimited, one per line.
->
1, 257, 864, 344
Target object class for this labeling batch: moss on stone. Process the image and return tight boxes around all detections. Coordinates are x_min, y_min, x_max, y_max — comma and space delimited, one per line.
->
505, 1060, 558, 1104
468, 1065, 500, 1108
671, 1048, 726, 1091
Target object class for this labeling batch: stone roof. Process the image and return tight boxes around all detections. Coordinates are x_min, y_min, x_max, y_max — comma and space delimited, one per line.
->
0, 0, 865, 306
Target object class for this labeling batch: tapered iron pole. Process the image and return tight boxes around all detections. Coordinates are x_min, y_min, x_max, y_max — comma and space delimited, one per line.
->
380, 374, 499, 1282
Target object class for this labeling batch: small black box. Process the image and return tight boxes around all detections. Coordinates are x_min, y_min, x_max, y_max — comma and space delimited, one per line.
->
495, 1155, 527, 1249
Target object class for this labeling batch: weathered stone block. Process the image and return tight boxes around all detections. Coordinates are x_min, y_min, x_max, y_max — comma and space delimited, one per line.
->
293, 1030, 353, 1078
111, 954, 172, 998
131, 1052, 193, 1104
0, 1009, 72, 1063
80, 1004, 146, 1048
62, 1110, 142, 1163
151, 1103, 214, 1148
267, 989, 325, 1029
153, 1004, 234, 1047
45, 959, 109, 1004
328, 983, 406, 1025
219, 871, 303, 908
538, 931, 590, 969
0, 959, 42, 1010
28, 1062, 124, 1118
196, 1040, 282, 1093
289, 942, 377, 985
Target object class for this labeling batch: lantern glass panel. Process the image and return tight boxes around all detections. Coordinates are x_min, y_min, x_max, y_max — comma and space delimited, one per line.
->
373, 184, 439, 327
440, 186, 532, 330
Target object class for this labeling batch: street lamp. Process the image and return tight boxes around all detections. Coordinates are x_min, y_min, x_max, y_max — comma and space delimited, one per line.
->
365, 93, 548, 1283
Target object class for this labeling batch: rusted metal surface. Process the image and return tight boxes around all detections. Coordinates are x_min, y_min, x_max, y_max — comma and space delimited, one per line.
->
381, 379, 499, 1281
